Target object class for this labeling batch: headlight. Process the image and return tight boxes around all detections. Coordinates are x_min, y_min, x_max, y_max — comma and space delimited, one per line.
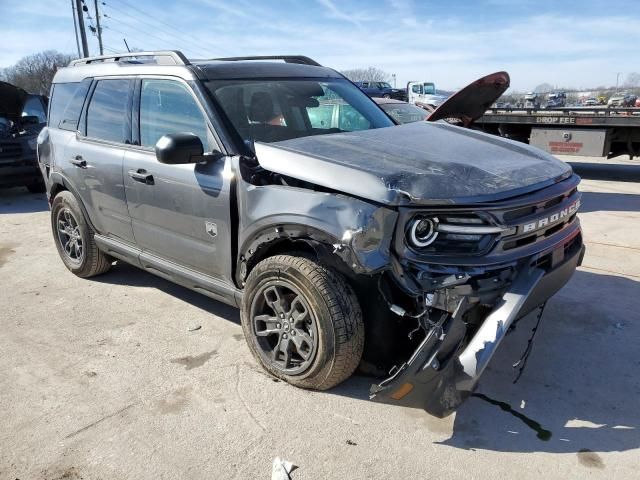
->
408, 216, 439, 247
405, 213, 506, 255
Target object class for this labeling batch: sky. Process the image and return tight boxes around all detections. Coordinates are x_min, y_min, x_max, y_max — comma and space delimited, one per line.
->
1, 0, 639, 91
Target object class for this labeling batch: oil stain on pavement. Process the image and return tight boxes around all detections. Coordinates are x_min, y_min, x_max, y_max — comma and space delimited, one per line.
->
577, 448, 605, 469
170, 350, 217, 370
0, 244, 15, 268
157, 387, 191, 414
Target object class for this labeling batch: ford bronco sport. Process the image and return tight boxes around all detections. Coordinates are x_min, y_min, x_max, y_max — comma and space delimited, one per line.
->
38, 52, 584, 417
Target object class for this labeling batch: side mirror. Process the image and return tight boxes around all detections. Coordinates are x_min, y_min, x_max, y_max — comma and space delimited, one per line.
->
155, 133, 206, 164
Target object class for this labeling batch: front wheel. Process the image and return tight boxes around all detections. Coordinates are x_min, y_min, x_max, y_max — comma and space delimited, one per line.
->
241, 255, 364, 390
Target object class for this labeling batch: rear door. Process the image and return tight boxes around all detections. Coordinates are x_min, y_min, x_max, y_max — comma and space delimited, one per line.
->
123, 77, 233, 281
64, 78, 135, 243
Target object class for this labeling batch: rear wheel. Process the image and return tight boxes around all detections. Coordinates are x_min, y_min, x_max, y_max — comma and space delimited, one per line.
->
51, 191, 112, 278
241, 255, 364, 390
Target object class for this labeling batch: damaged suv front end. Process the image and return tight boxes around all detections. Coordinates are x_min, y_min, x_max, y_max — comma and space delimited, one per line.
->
247, 119, 584, 417
372, 173, 583, 416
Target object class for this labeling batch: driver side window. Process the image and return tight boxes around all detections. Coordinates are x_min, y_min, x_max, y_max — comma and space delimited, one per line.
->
139, 79, 211, 150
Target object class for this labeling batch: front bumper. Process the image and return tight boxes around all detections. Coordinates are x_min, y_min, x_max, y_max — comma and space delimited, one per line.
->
370, 232, 584, 417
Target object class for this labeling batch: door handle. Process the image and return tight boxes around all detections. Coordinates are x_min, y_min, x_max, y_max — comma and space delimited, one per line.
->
70, 155, 87, 168
128, 169, 154, 185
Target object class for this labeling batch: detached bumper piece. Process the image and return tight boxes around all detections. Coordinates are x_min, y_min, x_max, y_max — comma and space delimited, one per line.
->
370, 239, 584, 417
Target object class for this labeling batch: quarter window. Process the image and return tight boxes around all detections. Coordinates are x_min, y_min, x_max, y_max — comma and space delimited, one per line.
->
48, 80, 91, 130
139, 79, 210, 149
86, 79, 130, 143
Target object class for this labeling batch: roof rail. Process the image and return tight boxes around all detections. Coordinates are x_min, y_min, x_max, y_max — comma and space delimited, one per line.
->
69, 50, 189, 67
210, 55, 322, 67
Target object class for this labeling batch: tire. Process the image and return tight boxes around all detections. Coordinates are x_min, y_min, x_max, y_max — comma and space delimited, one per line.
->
241, 255, 364, 390
51, 190, 112, 278
26, 181, 46, 194
383, 94, 391, 99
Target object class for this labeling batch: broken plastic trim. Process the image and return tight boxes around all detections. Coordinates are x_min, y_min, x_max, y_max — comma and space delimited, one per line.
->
370, 265, 546, 417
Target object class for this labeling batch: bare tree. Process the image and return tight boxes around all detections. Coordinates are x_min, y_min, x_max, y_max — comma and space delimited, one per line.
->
624, 72, 640, 88
533, 83, 554, 94
1, 51, 76, 95
341, 67, 390, 83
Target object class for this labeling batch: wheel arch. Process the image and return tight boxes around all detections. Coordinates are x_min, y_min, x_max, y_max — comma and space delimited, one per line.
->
48, 172, 99, 233
237, 223, 361, 288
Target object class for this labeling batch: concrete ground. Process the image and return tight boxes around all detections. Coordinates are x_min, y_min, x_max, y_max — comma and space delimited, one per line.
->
1, 155, 639, 479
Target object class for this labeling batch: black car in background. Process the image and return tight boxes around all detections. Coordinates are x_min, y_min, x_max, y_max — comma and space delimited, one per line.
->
373, 97, 429, 123
0, 81, 48, 193
354, 81, 407, 100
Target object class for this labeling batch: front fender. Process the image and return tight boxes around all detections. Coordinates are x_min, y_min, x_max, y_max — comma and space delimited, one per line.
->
237, 178, 397, 281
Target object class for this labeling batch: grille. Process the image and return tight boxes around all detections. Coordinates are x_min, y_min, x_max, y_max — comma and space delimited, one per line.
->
499, 189, 580, 252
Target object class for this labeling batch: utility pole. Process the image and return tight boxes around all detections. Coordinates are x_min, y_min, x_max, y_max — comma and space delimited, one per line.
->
75, 0, 89, 57
70, 0, 82, 57
616, 72, 622, 92
94, 0, 103, 55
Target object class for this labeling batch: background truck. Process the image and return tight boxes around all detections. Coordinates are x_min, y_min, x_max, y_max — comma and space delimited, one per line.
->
524, 92, 541, 109
479, 106, 640, 158
406, 81, 448, 110
546, 92, 567, 108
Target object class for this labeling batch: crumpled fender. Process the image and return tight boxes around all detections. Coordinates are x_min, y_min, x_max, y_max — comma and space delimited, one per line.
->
234, 160, 398, 282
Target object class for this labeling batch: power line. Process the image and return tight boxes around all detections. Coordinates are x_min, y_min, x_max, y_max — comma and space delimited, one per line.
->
101, 10, 211, 57
103, 0, 229, 57
102, 13, 210, 57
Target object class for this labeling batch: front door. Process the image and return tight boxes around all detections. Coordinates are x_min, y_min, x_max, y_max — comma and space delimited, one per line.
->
123, 78, 232, 281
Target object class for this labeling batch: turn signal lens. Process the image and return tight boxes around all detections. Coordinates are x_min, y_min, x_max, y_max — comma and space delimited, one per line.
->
391, 382, 414, 400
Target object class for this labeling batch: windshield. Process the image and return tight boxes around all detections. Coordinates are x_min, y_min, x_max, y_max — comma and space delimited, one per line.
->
379, 102, 429, 124
378, 82, 392, 89
205, 78, 394, 145
423, 83, 435, 95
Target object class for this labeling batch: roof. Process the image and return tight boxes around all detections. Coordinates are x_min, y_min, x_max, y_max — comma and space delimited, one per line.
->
53, 51, 341, 84
192, 61, 341, 80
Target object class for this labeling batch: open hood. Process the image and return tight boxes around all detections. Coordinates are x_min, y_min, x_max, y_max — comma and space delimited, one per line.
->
0, 81, 28, 123
427, 72, 510, 126
254, 121, 572, 206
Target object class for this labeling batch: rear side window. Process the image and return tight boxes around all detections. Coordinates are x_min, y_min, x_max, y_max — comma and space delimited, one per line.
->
86, 79, 130, 143
48, 80, 91, 130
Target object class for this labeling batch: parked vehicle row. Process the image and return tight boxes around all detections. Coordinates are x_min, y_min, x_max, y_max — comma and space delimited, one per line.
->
608, 92, 638, 107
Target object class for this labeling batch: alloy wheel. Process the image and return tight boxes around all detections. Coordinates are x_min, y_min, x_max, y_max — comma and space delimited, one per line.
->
250, 282, 318, 375
56, 208, 84, 264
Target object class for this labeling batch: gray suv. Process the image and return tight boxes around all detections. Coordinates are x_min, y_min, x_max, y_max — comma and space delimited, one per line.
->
38, 51, 584, 417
